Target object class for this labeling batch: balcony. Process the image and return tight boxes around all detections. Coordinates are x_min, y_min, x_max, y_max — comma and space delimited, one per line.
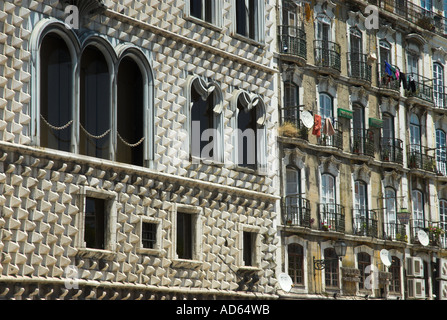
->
378, 67, 401, 97
404, 73, 433, 104
353, 209, 378, 237
382, 221, 407, 242
318, 126, 343, 150
347, 52, 372, 85
380, 138, 403, 164
278, 25, 307, 65
314, 40, 341, 74
407, 147, 436, 173
352, 129, 375, 157
279, 105, 309, 141
318, 203, 345, 233
283, 194, 312, 228
372, 0, 447, 37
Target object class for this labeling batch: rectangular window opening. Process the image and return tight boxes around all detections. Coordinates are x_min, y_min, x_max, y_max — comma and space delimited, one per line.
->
177, 212, 193, 260
84, 197, 106, 250
142, 222, 157, 249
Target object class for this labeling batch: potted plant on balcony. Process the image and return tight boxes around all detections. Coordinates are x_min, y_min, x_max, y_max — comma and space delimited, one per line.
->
428, 224, 445, 245
382, 150, 390, 162
353, 139, 361, 154
409, 153, 418, 168
278, 121, 299, 138
321, 222, 331, 231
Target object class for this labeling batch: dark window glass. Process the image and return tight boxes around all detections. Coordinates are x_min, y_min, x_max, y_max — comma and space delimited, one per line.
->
237, 102, 257, 168
389, 256, 401, 293
116, 57, 144, 166
84, 197, 106, 249
80, 46, 110, 160
40, 33, 72, 152
358, 252, 371, 290
191, 0, 213, 23
243, 231, 255, 266
288, 244, 304, 285
177, 212, 193, 259
191, 86, 215, 159
324, 248, 339, 287
190, 0, 203, 18
141, 222, 157, 249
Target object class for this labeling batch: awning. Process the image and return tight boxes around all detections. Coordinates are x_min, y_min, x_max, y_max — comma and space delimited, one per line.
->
338, 108, 353, 119
369, 117, 383, 128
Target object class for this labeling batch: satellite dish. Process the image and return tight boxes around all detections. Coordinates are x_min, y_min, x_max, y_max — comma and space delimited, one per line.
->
417, 230, 429, 246
278, 273, 293, 293
301, 111, 314, 129
380, 249, 392, 267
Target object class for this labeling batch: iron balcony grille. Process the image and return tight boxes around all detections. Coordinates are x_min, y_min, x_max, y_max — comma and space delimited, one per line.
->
353, 209, 378, 238
404, 73, 433, 103
371, 0, 447, 37
283, 194, 312, 228
381, 138, 403, 164
319, 128, 343, 150
382, 221, 407, 242
352, 128, 375, 157
378, 66, 401, 91
347, 52, 372, 83
407, 147, 436, 173
280, 105, 309, 141
278, 25, 307, 60
314, 40, 341, 72
318, 203, 345, 233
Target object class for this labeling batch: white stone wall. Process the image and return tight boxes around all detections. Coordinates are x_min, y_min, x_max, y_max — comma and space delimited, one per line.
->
0, 0, 281, 300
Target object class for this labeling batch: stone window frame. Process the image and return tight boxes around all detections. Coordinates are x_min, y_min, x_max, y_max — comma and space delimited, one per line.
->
171, 203, 204, 268
30, 18, 155, 167
75, 186, 118, 255
184, 0, 224, 31
237, 223, 261, 270
231, 0, 266, 45
136, 216, 162, 256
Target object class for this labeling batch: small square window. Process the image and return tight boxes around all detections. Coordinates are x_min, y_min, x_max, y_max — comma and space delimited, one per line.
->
84, 197, 106, 250
141, 222, 157, 249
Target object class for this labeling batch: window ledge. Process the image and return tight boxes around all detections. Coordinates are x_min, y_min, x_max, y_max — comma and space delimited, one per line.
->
76, 248, 116, 261
184, 15, 223, 33
136, 248, 161, 256
231, 33, 265, 48
171, 258, 203, 269
190, 156, 225, 167
237, 266, 262, 273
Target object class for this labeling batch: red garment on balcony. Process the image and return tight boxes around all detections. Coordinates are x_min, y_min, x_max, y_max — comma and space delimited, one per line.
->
312, 114, 322, 137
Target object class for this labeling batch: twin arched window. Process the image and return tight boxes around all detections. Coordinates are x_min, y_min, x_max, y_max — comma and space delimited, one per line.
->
38, 24, 152, 167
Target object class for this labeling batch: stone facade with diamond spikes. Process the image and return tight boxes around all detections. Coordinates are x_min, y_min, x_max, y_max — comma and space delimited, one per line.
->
0, 0, 281, 300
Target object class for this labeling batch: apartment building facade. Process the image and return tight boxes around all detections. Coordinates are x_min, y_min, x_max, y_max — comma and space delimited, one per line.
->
0, 0, 281, 300
276, 0, 447, 300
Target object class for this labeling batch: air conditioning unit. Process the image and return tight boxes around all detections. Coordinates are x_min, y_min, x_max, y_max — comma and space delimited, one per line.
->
406, 257, 423, 277
407, 278, 426, 299
439, 280, 447, 300
437, 258, 447, 281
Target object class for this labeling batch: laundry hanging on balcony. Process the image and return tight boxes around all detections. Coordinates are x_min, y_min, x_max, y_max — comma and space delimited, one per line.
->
322, 117, 335, 136
384, 61, 398, 80
312, 114, 322, 137
408, 75, 417, 92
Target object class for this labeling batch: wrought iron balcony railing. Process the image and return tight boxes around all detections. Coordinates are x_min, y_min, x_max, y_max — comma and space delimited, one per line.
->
314, 40, 341, 72
353, 209, 378, 238
279, 105, 309, 141
382, 221, 407, 242
318, 203, 345, 233
319, 126, 343, 150
278, 25, 307, 60
347, 52, 372, 83
407, 146, 436, 172
283, 194, 312, 228
404, 73, 433, 103
381, 137, 403, 164
352, 129, 375, 157
370, 0, 447, 37
378, 66, 401, 92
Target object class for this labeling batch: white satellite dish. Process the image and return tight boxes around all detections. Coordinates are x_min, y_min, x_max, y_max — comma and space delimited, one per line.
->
417, 230, 429, 246
380, 249, 392, 267
278, 273, 293, 293
301, 111, 314, 129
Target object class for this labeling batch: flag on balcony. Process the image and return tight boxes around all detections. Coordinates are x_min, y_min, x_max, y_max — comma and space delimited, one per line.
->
312, 114, 322, 137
